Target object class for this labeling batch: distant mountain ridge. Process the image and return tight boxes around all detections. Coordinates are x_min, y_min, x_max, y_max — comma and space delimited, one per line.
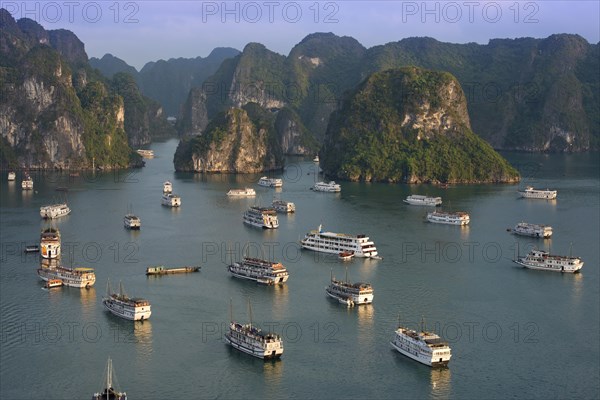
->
90, 47, 240, 116
184, 32, 598, 152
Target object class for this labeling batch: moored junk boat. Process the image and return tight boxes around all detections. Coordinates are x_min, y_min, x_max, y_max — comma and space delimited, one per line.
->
391, 317, 452, 368
427, 211, 470, 226
7, 171, 16, 181
163, 181, 172, 193
92, 357, 127, 400
312, 181, 341, 192
258, 176, 283, 188
227, 188, 256, 197
227, 257, 289, 285
161, 193, 181, 207
514, 247, 583, 273
21, 174, 33, 190
325, 270, 374, 307
403, 195, 442, 206
40, 227, 61, 259
136, 148, 154, 158
300, 224, 379, 258
511, 222, 552, 238
224, 300, 284, 359
146, 266, 200, 275
243, 206, 279, 229
37, 264, 96, 288
102, 280, 152, 321
123, 214, 141, 230
272, 199, 295, 213
518, 186, 557, 200
40, 203, 71, 219
313, 155, 319, 162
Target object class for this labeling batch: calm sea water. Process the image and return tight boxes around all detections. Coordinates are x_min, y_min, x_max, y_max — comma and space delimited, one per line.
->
1, 139, 598, 400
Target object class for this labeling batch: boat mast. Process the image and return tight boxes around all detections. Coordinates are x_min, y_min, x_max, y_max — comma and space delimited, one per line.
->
107, 357, 112, 392
247, 298, 253, 329
106, 279, 111, 297
420, 315, 426, 332
119, 281, 125, 298
229, 298, 233, 324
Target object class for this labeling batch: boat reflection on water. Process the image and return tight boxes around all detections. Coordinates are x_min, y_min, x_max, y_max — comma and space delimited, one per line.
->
134, 320, 154, 359
271, 283, 289, 320
106, 318, 153, 359
429, 367, 451, 399
263, 358, 284, 397
356, 303, 374, 326
78, 286, 97, 316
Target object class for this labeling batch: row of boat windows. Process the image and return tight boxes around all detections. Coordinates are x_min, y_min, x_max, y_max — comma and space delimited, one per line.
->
531, 258, 577, 266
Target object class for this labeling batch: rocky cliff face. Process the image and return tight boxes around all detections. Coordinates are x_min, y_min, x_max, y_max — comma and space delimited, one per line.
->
174, 105, 283, 173
321, 67, 520, 183
0, 9, 138, 169
178, 88, 209, 136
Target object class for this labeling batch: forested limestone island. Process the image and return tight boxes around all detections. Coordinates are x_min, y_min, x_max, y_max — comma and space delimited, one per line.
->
0, 9, 174, 170
321, 67, 521, 184
173, 103, 284, 173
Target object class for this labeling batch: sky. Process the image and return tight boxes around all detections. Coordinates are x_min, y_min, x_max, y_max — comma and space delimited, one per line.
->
3, 1, 599, 70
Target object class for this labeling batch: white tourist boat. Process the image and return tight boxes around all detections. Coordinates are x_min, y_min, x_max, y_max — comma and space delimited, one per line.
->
21, 174, 33, 190
300, 225, 379, 258
40, 227, 61, 259
7, 171, 16, 181
37, 265, 96, 288
136, 149, 154, 158
272, 199, 295, 213
312, 181, 341, 192
228, 257, 289, 285
403, 195, 442, 206
102, 280, 152, 321
243, 206, 279, 229
40, 203, 71, 219
514, 247, 583, 273
518, 186, 557, 199
224, 300, 284, 359
163, 181, 172, 193
258, 176, 283, 188
391, 317, 452, 367
313, 155, 320, 163
92, 358, 127, 400
227, 188, 256, 196
123, 214, 141, 229
511, 222, 552, 238
161, 193, 181, 207
325, 270, 373, 307
427, 211, 470, 225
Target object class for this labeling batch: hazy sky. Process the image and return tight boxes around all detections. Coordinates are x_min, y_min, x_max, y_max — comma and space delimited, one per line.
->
3, 1, 599, 69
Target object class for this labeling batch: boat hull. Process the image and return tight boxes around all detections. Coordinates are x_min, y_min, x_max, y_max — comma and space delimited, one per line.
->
325, 288, 373, 306
243, 217, 278, 229
301, 242, 378, 258
37, 268, 95, 288
224, 333, 283, 360
514, 259, 583, 273
228, 269, 288, 285
390, 340, 450, 368
102, 299, 151, 321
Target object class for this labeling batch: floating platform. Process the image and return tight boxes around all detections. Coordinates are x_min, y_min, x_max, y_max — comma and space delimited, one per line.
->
146, 266, 201, 275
